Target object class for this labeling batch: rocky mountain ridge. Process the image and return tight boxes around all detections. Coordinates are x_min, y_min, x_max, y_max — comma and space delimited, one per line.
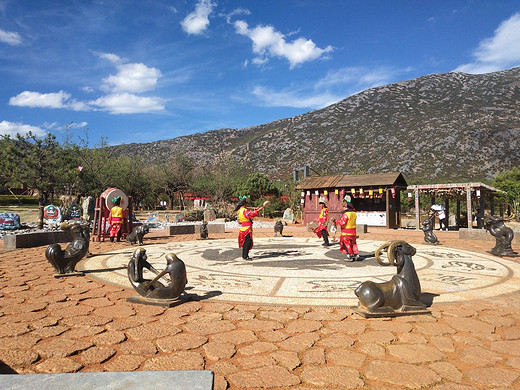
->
115, 67, 520, 182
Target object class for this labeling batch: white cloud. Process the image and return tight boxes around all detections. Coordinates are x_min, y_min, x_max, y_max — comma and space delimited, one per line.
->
89, 93, 166, 114
102, 62, 162, 93
234, 20, 333, 69
181, 0, 216, 35
9, 90, 70, 109
455, 13, 520, 74
0, 28, 22, 45
251, 85, 341, 109
224, 8, 251, 24
9, 54, 165, 115
0, 120, 46, 137
9, 91, 90, 111
249, 66, 412, 110
316, 67, 398, 90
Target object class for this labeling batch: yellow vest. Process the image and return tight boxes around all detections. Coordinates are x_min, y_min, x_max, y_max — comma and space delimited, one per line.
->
238, 207, 252, 232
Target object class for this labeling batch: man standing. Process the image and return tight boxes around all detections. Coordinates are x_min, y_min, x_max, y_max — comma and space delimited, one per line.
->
336, 202, 359, 261
108, 196, 124, 242
431, 204, 448, 231
314, 200, 330, 246
235, 197, 269, 260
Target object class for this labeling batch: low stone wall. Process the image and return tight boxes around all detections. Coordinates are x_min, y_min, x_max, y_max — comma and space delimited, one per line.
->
458, 228, 520, 245
197, 223, 225, 234
357, 224, 368, 234
164, 223, 225, 236
3, 230, 73, 250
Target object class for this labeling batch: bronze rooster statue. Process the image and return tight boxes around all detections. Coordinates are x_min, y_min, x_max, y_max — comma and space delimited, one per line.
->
45, 220, 90, 275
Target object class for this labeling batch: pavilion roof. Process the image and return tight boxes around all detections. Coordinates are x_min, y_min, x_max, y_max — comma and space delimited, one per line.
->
295, 172, 407, 190
407, 182, 504, 194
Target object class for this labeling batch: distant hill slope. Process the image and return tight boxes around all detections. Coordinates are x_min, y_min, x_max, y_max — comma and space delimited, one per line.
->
115, 67, 520, 182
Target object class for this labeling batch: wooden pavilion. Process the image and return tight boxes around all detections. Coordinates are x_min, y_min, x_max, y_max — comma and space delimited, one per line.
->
407, 182, 505, 230
295, 172, 408, 229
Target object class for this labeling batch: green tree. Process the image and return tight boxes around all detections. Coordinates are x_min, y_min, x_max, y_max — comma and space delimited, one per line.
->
155, 153, 194, 210
111, 155, 151, 208
0, 135, 14, 190
191, 156, 247, 203
235, 172, 281, 202
493, 166, 520, 213
5, 132, 64, 228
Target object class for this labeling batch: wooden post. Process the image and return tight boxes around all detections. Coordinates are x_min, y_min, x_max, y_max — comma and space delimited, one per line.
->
414, 187, 420, 231
456, 200, 461, 229
444, 198, 450, 230
466, 186, 472, 230
478, 191, 485, 229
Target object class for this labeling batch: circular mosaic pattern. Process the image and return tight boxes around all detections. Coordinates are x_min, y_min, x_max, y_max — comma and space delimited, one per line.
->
79, 237, 520, 306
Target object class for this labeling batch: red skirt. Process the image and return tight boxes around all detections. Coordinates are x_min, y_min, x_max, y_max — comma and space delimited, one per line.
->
315, 226, 328, 239
109, 223, 122, 237
339, 234, 357, 254
238, 230, 253, 248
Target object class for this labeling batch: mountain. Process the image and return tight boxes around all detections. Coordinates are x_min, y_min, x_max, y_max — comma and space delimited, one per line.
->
115, 67, 520, 182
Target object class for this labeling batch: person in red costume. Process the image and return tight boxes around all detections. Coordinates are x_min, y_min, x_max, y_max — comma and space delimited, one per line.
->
314, 201, 330, 246
235, 197, 269, 260
336, 202, 359, 261
108, 196, 124, 242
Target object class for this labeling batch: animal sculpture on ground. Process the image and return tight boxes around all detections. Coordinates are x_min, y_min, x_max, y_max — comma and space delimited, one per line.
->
126, 225, 150, 245
127, 247, 187, 300
355, 241, 426, 313
484, 216, 516, 256
421, 213, 439, 245
200, 221, 208, 239
45, 220, 90, 274
274, 221, 284, 237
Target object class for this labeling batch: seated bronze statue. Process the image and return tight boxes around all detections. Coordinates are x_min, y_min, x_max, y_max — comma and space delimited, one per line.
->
274, 220, 284, 237
484, 216, 516, 257
200, 221, 208, 239
421, 212, 439, 245
127, 247, 187, 300
355, 240, 426, 314
126, 225, 150, 245
45, 220, 90, 275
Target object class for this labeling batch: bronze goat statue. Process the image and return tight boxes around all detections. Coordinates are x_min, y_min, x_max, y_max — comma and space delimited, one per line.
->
45, 220, 90, 275
355, 241, 427, 314
127, 247, 187, 300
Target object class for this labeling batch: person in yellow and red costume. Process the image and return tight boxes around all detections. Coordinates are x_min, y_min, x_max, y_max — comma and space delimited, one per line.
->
108, 196, 124, 242
314, 200, 330, 246
336, 202, 359, 261
235, 197, 269, 260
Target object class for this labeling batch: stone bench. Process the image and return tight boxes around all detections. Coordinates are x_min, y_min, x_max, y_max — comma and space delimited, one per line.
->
357, 224, 368, 234
2, 230, 73, 250
164, 223, 225, 236
458, 228, 520, 245
0, 370, 214, 390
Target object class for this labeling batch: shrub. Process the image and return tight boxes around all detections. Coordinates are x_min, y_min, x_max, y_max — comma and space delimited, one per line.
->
0, 195, 39, 206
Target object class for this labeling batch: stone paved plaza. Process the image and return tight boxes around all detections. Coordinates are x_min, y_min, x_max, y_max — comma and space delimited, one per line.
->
1, 226, 520, 389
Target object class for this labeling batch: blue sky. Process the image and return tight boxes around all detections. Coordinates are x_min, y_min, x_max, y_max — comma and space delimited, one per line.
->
1, 1, 519, 146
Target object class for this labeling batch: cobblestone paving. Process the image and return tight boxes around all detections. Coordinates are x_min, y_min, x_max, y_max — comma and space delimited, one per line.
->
1, 227, 520, 389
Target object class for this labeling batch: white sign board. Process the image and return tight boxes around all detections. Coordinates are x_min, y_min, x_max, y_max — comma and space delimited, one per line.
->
356, 211, 387, 226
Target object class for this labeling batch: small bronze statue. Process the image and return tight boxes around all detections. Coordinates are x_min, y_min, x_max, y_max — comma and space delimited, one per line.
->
127, 247, 187, 300
355, 241, 427, 316
126, 225, 150, 245
274, 220, 284, 237
484, 216, 517, 257
421, 212, 439, 245
200, 221, 208, 239
45, 220, 90, 276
